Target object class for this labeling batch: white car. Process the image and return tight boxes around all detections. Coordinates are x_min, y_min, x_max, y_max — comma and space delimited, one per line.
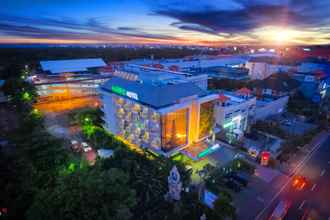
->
81, 142, 92, 152
269, 200, 291, 220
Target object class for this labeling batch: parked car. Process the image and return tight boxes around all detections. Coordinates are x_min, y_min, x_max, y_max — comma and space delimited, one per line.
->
224, 178, 241, 192
81, 142, 92, 152
226, 172, 249, 187
70, 140, 81, 152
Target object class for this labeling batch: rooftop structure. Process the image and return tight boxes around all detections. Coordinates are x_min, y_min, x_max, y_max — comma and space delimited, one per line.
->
112, 64, 208, 90
40, 58, 107, 74
205, 66, 250, 80
214, 90, 256, 143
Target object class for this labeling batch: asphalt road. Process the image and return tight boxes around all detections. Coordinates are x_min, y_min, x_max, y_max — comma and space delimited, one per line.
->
257, 134, 330, 220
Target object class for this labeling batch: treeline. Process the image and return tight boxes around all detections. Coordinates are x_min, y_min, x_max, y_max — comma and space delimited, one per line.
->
0, 47, 210, 77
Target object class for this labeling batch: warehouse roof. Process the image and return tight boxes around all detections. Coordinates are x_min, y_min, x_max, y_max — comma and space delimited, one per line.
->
40, 58, 106, 74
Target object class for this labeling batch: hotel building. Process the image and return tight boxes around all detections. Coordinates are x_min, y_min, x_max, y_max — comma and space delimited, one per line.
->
99, 76, 218, 158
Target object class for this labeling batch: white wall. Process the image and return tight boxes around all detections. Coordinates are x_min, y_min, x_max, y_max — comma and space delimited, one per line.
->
255, 96, 289, 120
246, 61, 295, 80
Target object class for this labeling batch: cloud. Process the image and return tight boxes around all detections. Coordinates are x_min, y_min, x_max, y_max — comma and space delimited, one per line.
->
0, 14, 179, 42
153, 0, 330, 35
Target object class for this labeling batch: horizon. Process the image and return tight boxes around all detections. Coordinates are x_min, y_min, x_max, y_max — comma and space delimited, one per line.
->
1, 0, 330, 46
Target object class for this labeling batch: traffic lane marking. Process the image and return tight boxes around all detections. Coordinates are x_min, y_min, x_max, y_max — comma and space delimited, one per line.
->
311, 183, 317, 191
299, 200, 306, 210
320, 169, 326, 177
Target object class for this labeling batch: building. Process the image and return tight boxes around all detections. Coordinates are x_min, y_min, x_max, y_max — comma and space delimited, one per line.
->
35, 58, 111, 104
253, 74, 300, 98
205, 66, 250, 80
99, 77, 218, 157
111, 64, 208, 90
255, 96, 289, 120
245, 57, 298, 80
214, 88, 256, 143
129, 55, 248, 73
40, 58, 107, 75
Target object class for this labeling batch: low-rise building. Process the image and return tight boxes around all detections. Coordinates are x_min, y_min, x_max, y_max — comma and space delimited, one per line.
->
215, 88, 256, 143
245, 57, 298, 80
253, 74, 300, 98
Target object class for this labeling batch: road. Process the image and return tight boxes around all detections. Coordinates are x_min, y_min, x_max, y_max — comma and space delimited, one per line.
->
256, 132, 330, 220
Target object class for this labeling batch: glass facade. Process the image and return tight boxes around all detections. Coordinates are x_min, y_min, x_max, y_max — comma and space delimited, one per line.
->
161, 108, 188, 152
199, 101, 215, 139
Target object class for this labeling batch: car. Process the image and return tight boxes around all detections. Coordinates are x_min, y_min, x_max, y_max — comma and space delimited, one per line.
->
224, 178, 241, 192
269, 199, 291, 220
292, 175, 308, 191
70, 140, 81, 151
226, 172, 249, 187
81, 142, 92, 152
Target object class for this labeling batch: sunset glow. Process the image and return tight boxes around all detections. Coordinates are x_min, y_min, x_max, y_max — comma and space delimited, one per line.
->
0, 0, 329, 45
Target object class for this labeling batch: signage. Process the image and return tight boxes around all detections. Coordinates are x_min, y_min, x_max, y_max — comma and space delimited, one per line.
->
111, 85, 139, 100
197, 144, 220, 158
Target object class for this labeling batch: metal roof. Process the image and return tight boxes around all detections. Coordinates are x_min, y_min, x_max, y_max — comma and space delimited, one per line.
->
101, 77, 208, 109
40, 58, 106, 74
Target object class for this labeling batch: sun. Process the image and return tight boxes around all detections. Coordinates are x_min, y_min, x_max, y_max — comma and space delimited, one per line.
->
254, 26, 301, 45
274, 29, 295, 44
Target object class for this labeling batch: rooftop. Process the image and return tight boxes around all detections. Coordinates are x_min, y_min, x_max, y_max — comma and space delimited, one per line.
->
101, 77, 208, 109
253, 73, 300, 92
218, 90, 254, 107
40, 58, 107, 74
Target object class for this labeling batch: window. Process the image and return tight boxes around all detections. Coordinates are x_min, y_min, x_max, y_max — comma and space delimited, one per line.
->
199, 101, 215, 139
161, 108, 188, 152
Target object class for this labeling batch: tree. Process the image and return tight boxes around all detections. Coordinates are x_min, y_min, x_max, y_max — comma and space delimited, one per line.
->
210, 191, 236, 220
26, 167, 136, 220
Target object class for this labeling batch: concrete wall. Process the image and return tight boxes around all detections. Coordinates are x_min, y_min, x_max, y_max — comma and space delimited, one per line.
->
246, 61, 295, 80
255, 96, 289, 120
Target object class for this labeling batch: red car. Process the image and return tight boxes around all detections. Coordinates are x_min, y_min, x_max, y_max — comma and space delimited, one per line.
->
292, 175, 308, 191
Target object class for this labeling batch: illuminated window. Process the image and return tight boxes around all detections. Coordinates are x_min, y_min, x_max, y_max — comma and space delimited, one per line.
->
199, 101, 215, 139
161, 108, 188, 152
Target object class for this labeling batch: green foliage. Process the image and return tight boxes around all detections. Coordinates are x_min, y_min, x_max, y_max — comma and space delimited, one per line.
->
251, 120, 287, 139
208, 78, 249, 91
26, 167, 136, 220
287, 92, 319, 118
211, 191, 236, 220
230, 159, 255, 174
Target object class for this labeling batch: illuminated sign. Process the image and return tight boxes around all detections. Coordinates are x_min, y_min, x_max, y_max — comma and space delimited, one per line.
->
127, 91, 139, 100
197, 144, 220, 158
111, 86, 126, 96
111, 85, 139, 100
223, 121, 234, 128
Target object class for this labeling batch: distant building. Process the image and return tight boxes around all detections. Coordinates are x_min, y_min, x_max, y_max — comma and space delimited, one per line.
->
253, 74, 300, 98
298, 58, 330, 73
129, 55, 249, 73
40, 58, 107, 75
245, 57, 298, 80
205, 66, 250, 80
